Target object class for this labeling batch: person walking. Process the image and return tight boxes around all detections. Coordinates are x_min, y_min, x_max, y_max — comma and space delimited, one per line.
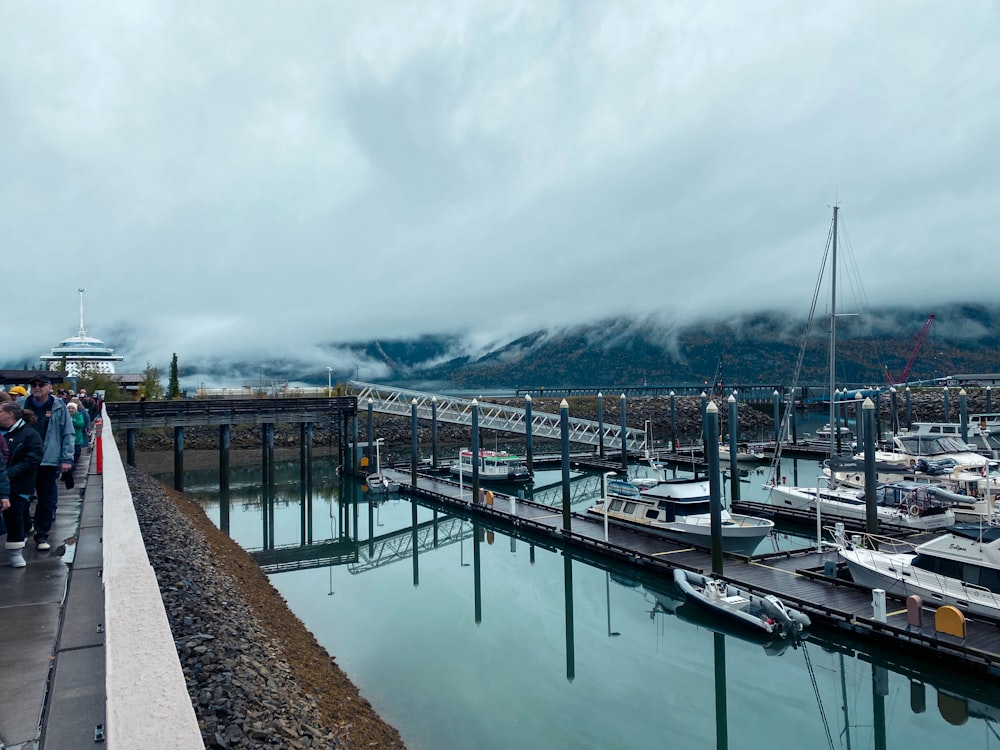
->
0, 458, 10, 560
16, 374, 73, 551
0, 402, 43, 567
67, 402, 86, 466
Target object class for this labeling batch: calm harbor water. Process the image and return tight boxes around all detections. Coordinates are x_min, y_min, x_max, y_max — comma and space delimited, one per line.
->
153, 447, 1000, 750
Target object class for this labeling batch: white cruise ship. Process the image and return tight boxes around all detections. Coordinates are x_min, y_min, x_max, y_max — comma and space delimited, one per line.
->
39, 288, 124, 376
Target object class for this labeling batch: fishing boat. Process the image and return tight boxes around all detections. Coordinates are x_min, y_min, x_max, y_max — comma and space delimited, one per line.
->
673, 569, 810, 638
587, 477, 774, 555
769, 478, 955, 531
450, 449, 532, 483
836, 524, 1000, 622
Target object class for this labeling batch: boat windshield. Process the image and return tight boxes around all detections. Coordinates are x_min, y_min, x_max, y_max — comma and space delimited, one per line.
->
896, 435, 973, 455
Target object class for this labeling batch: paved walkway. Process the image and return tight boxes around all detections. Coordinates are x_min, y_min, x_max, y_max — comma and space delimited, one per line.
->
0, 450, 105, 749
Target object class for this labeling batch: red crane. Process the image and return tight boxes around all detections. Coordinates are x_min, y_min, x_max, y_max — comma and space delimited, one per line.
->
885, 313, 936, 385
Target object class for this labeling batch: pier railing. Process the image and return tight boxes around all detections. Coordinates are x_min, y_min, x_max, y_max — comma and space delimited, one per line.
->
106, 396, 355, 428
348, 380, 648, 451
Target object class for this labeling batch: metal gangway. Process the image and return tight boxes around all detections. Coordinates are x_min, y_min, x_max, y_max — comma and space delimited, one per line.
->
348, 381, 648, 452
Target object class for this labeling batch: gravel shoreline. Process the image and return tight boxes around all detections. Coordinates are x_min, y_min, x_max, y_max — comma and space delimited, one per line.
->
126, 467, 407, 750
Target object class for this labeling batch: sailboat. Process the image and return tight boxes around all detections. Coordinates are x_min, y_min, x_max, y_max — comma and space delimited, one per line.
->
765, 206, 909, 529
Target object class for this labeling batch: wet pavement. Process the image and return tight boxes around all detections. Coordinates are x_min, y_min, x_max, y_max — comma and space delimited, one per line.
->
0, 451, 104, 749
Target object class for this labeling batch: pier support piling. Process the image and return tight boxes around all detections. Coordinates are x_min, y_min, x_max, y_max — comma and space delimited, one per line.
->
173, 426, 184, 492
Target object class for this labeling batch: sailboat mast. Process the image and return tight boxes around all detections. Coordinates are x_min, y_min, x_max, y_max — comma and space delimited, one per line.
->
828, 206, 839, 461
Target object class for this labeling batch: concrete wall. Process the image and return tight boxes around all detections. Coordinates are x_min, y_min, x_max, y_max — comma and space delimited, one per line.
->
100, 410, 205, 748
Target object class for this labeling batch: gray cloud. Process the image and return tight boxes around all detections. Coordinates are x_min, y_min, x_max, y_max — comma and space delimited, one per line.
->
2, 1, 997, 380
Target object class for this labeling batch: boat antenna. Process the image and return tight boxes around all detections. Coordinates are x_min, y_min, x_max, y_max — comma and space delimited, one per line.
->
77, 287, 87, 337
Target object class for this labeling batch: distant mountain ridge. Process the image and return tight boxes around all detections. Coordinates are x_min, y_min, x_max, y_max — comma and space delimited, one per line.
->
325, 303, 1000, 390
6, 304, 997, 390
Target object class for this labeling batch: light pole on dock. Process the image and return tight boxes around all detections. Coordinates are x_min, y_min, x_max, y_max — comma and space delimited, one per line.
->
326, 367, 333, 395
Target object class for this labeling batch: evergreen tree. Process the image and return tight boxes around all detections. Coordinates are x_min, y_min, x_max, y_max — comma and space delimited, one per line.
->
168, 353, 181, 398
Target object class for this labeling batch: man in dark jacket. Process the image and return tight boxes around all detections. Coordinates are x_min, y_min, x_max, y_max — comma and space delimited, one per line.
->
16, 374, 74, 551
0, 402, 43, 567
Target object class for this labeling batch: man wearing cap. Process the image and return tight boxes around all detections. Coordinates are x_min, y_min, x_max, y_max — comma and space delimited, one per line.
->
16, 374, 74, 551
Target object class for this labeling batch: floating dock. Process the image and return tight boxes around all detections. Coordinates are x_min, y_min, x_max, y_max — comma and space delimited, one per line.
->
383, 468, 1000, 676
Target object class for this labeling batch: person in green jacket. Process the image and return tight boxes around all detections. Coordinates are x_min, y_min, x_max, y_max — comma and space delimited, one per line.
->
68, 402, 86, 466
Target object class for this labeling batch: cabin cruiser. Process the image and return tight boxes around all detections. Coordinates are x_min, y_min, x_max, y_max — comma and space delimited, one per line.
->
451, 449, 532, 483
768, 479, 955, 531
877, 431, 991, 470
587, 477, 774, 556
836, 524, 1000, 622
825, 457, 999, 523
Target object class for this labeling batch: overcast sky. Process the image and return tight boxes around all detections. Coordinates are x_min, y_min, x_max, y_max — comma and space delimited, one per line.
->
2, 2, 998, 380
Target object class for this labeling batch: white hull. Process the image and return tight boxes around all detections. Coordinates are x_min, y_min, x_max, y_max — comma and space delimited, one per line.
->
365, 473, 400, 494
839, 546, 1000, 622
768, 484, 953, 531
590, 505, 773, 556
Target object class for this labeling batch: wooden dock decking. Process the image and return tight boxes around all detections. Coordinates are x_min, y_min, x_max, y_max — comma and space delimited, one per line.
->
382, 468, 1000, 676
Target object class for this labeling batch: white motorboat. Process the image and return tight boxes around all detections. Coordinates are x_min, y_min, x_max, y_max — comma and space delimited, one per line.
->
877, 431, 991, 471
450, 449, 532, 483
587, 477, 774, 556
672, 569, 810, 638
825, 458, 1000, 523
365, 438, 400, 495
718, 442, 767, 462
836, 524, 1000, 622
769, 479, 955, 531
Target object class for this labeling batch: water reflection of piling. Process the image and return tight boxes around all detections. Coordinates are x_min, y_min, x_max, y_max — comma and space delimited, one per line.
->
713, 633, 728, 750
564, 552, 575, 683
473, 521, 482, 624
411, 500, 419, 588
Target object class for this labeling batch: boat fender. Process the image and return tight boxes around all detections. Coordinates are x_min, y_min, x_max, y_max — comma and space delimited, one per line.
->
335, 465, 342, 477
909, 504, 921, 517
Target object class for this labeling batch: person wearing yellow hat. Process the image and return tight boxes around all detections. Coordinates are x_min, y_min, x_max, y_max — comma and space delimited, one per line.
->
9, 385, 27, 397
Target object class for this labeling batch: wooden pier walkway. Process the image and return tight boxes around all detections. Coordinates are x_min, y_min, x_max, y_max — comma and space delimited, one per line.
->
382, 468, 1000, 676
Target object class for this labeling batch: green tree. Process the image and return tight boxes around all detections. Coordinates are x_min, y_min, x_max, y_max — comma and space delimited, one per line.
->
140, 361, 164, 400
76, 366, 123, 401
167, 353, 181, 398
